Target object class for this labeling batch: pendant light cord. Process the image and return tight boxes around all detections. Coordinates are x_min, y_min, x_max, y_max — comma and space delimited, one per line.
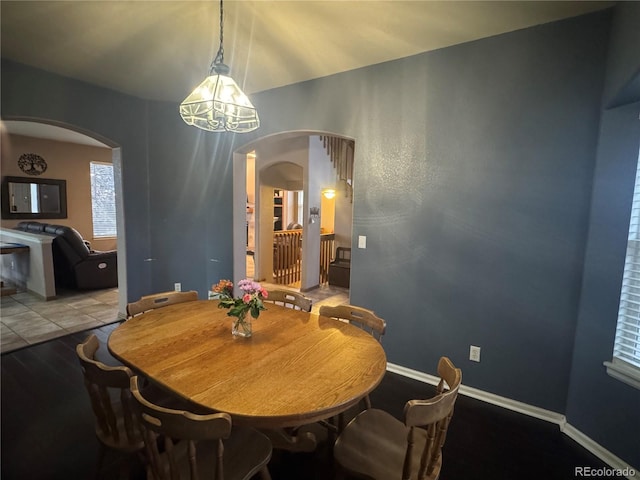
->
211, 0, 225, 70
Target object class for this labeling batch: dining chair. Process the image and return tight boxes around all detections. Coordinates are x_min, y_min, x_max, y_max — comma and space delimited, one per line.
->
76, 334, 145, 477
319, 304, 385, 409
264, 288, 312, 312
318, 304, 387, 436
126, 290, 198, 318
318, 304, 386, 343
333, 357, 462, 480
129, 376, 273, 480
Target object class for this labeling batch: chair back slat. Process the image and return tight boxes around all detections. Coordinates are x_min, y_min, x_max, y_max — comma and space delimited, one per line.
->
142, 428, 165, 480
403, 427, 416, 480
334, 356, 461, 480
130, 376, 236, 480
188, 440, 201, 480
264, 289, 312, 312
130, 376, 271, 480
319, 304, 386, 341
127, 290, 198, 317
76, 334, 143, 451
84, 381, 118, 440
402, 357, 461, 480
120, 388, 138, 442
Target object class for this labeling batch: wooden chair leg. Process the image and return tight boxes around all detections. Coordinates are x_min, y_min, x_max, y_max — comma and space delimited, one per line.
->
338, 412, 347, 433
319, 416, 340, 446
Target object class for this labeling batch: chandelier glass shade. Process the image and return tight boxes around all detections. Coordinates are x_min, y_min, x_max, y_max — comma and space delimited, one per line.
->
180, 69, 260, 133
179, 0, 259, 133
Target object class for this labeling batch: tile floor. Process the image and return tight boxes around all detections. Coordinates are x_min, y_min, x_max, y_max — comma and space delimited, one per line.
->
1, 287, 122, 354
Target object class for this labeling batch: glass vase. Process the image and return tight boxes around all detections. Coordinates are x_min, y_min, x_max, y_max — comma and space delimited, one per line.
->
232, 311, 252, 338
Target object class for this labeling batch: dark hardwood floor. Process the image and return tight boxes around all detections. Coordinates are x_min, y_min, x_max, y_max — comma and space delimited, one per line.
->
1, 323, 611, 480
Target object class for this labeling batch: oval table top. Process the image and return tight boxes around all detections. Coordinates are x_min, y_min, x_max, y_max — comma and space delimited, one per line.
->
108, 300, 387, 429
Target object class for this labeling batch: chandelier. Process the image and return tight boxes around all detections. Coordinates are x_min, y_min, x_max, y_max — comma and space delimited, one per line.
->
179, 0, 259, 133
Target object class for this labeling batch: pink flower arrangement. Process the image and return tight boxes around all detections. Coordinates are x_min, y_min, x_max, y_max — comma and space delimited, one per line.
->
211, 278, 268, 320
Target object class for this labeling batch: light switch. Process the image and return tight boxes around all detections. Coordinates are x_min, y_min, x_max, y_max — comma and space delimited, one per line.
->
358, 235, 367, 249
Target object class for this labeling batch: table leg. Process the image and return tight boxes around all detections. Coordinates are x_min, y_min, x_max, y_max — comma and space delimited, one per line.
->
261, 424, 328, 452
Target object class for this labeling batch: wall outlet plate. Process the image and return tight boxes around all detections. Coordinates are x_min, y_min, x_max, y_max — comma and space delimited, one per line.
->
174, 282, 181, 292
469, 345, 481, 362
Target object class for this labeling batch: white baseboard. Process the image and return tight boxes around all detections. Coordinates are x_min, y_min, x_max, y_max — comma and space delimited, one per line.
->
387, 362, 565, 425
386, 362, 638, 478
561, 424, 637, 479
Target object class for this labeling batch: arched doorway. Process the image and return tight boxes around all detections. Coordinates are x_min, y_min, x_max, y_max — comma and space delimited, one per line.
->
232, 131, 354, 294
0, 118, 128, 316
256, 161, 304, 286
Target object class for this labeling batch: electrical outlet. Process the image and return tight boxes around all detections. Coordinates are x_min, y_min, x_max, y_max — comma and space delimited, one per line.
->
174, 282, 181, 292
469, 345, 481, 362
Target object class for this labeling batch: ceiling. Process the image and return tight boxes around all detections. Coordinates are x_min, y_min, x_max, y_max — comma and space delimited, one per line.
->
1, 0, 614, 104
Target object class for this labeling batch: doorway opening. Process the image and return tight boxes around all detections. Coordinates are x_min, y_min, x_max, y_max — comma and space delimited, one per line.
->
0, 118, 127, 315
233, 132, 354, 297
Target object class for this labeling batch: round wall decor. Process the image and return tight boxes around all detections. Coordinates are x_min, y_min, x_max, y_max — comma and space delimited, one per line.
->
18, 153, 48, 175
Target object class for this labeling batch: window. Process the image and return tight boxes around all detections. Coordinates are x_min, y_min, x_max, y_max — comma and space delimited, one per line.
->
90, 162, 117, 238
605, 149, 640, 389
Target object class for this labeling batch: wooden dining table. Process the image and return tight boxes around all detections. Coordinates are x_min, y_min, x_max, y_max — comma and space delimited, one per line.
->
108, 299, 387, 450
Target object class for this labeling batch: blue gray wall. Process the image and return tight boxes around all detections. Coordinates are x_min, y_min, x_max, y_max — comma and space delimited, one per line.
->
567, 2, 640, 467
146, 101, 235, 293
2, 4, 638, 467
0, 65, 237, 299
248, 10, 609, 412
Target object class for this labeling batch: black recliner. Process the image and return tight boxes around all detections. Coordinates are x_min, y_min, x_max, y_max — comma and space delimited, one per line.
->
15, 221, 117, 290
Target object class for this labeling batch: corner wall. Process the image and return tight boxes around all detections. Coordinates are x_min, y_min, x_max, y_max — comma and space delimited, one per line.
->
567, 2, 640, 467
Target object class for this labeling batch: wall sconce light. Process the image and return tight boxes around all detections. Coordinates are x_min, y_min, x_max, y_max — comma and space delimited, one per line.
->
322, 189, 336, 199
309, 206, 320, 224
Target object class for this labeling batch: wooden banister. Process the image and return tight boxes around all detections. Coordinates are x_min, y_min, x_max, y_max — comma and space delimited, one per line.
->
273, 231, 335, 286
320, 136, 355, 202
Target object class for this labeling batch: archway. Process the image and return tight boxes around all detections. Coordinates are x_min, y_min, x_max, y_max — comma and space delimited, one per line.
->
257, 161, 304, 286
0, 117, 128, 316
232, 131, 355, 293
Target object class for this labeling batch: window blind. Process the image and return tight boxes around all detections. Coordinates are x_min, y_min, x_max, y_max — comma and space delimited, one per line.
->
90, 162, 117, 238
616, 239, 640, 368
611, 151, 640, 378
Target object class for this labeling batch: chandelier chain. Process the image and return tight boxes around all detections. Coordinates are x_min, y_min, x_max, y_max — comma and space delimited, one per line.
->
212, 0, 225, 70
180, 0, 259, 133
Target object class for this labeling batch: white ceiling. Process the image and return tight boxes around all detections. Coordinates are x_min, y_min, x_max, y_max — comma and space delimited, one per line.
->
1, 0, 614, 103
